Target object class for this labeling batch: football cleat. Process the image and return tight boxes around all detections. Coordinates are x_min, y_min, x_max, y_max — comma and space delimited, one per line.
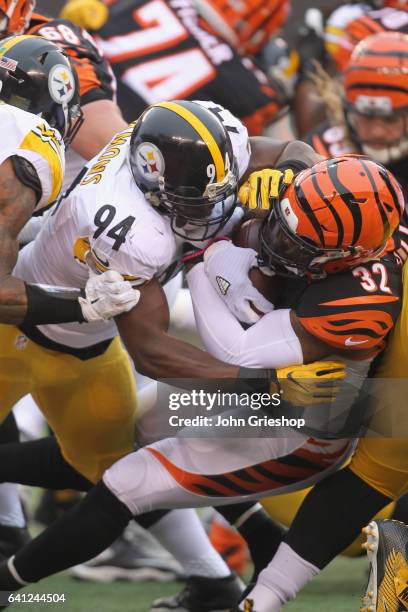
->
71, 525, 183, 583
361, 519, 408, 611
150, 574, 243, 611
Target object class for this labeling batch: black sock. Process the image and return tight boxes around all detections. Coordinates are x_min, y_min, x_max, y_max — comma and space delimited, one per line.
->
0, 560, 24, 591
218, 503, 285, 576
0, 437, 92, 491
285, 467, 391, 569
11, 481, 132, 584
0, 413, 19, 444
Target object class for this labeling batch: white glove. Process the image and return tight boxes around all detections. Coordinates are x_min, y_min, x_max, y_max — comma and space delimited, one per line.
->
203, 241, 274, 324
79, 271, 140, 322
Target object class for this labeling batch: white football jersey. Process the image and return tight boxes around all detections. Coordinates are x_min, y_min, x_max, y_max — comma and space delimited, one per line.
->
0, 103, 65, 211
15, 101, 250, 348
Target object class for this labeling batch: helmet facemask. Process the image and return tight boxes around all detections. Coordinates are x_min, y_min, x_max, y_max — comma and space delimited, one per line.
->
155, 162, 239, 241
259, 191, 360, 280
345, 103, 408, 165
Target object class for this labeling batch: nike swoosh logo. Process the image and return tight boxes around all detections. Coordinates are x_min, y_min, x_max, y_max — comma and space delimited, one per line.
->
345, 337, 369, 346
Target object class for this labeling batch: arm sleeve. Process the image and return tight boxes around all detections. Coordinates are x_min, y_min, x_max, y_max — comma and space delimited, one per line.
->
187, 263, 303, 368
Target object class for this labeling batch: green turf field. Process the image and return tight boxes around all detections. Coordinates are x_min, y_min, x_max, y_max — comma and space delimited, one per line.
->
5, 555, 367, 611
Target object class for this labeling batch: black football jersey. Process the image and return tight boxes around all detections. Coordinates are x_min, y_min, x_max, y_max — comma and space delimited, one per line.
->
94, 0, 285, 133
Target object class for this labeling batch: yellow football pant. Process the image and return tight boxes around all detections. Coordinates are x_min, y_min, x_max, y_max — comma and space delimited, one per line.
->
0, 325, 137, 483
263, 263, 408, 547
348, 262, 408, 499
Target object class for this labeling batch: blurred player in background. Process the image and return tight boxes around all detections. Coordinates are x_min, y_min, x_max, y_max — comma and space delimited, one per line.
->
61, 0, 290, 137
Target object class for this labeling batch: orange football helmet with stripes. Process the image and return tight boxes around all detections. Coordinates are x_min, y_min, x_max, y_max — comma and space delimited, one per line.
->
194, 0, 290, 55
0, 0, 35, 36
343, 32, 408, 163
259, 155, 404, 278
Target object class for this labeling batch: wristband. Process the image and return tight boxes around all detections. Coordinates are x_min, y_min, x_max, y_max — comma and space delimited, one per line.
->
237, 367, 280, 395
22, 283, 85, 326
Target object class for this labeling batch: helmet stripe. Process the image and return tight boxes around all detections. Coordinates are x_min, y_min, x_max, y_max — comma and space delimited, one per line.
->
153, 101, 225, 182
326, 160, 360, 246
0, 34, 37, 56
312, 168, 344, 248
359, 158, 390, 242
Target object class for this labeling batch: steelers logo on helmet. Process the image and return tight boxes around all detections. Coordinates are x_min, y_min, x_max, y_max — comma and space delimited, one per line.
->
135, 143, 165, 185
48, 64, 76, 105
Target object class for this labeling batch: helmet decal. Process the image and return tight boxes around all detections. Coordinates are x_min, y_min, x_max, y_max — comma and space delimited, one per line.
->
48, 64, 75, 104
0, 54, 16, 71
135, 142, 165, 184
0, 35, 82, 145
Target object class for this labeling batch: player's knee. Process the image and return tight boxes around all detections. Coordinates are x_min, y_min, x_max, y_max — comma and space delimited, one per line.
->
103, 448, 171, 515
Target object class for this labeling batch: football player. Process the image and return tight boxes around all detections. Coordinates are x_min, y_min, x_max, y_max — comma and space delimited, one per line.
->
0, 1, 128, 189
0, 30, 139, 582
64, 0, 289, 136
0, 152, 401, 612
0, 99, 339, 610
325, 0, 408, 72
308, 31, 408, 201
0, 34, 137, 336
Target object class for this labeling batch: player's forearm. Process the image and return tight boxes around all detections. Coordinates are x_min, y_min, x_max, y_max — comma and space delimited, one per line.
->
72, 100, 128, 160
187, 264, 303, 368
116, 314, 239, 379
0, 276, 28, 324
0, 277, 85, 326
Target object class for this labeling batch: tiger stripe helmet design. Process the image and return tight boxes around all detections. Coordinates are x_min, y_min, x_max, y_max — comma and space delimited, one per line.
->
344, 32, 408, 118
129, 100, 239, 240
259, 155, 404, 278
0, 0, 35, 37
343, 32, 408, 163
194, 0, 290, 56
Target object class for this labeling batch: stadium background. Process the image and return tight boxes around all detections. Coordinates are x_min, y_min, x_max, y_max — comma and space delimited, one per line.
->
13, 1, 369, 611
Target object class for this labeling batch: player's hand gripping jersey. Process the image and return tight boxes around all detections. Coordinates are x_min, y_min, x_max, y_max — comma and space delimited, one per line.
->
93, 0, 285, 134
0, 102, 65, 211
14, 101, 250, 350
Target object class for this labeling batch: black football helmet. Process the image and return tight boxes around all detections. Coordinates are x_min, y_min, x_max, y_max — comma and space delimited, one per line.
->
129, 100, 239, 240
0, 34, 83, 145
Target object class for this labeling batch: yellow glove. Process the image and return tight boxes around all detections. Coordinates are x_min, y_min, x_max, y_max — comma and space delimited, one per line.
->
276, 361, 345, 407
238, 168, 294, 211
60, 0, 109, 30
